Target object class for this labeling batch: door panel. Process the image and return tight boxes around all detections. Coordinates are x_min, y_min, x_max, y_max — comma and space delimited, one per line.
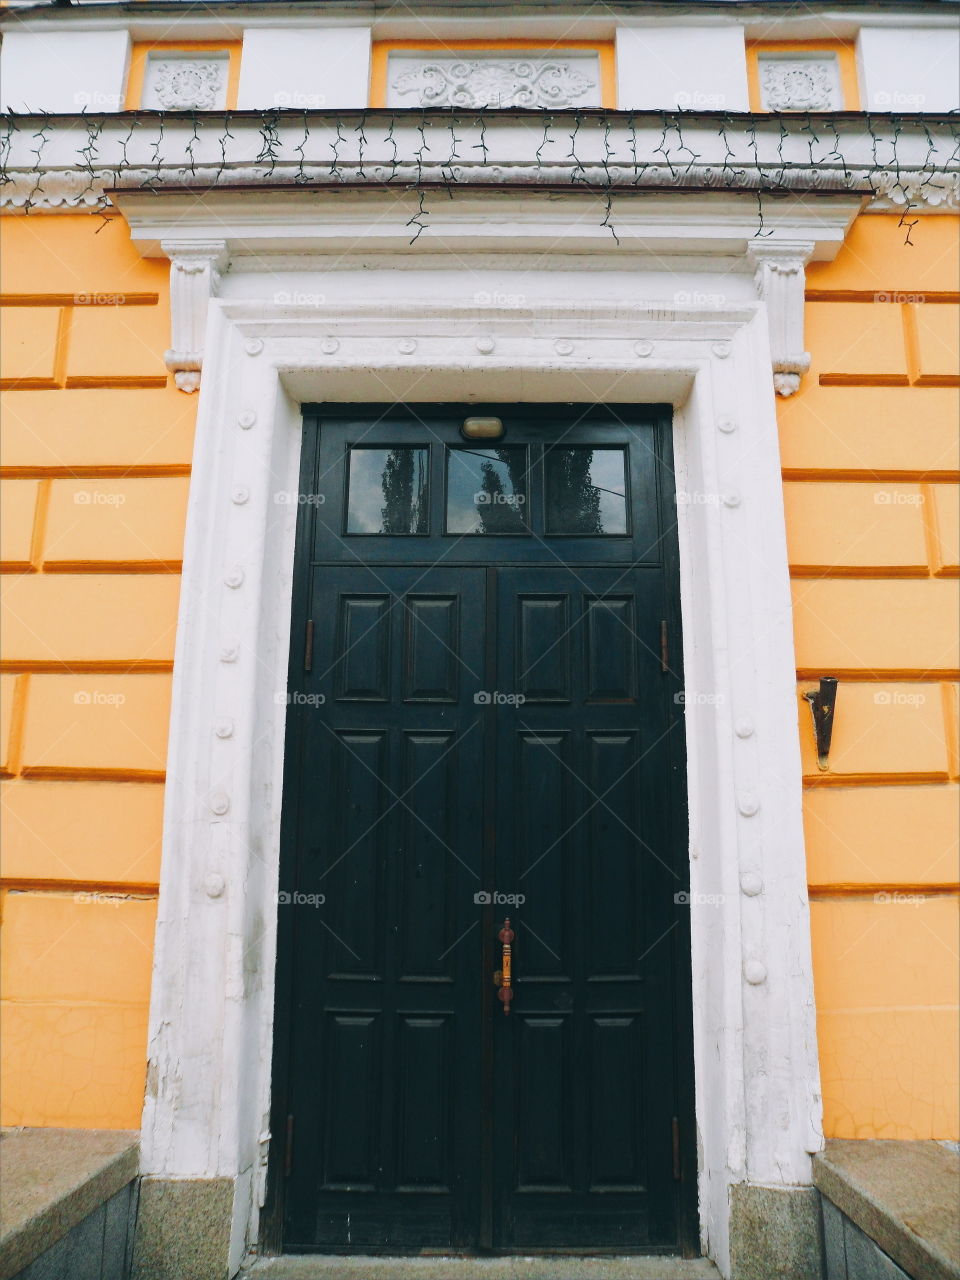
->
283, 564, 486, 1249
272, 409, 693, 1256
490, 567, 677, 1248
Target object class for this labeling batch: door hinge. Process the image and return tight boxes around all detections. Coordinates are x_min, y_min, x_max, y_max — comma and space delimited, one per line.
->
672, 1116, 681, 1180
304, 619, 314, 673
660, 620, 669, 674
284, 1114, 294, 1178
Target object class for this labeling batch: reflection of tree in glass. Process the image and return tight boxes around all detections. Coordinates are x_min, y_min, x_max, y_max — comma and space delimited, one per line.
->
380, 448, 427, 533
548, 449, 603, 533
476, 452, 525, 534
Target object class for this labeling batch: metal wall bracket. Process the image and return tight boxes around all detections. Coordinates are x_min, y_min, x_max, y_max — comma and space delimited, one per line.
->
803, 677, 839, 771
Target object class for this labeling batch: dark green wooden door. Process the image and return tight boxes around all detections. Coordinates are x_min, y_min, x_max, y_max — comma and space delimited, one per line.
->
270, 407, 695, 1255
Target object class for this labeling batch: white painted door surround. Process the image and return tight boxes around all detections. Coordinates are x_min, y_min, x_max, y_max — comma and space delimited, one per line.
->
118, 188, 862, 1278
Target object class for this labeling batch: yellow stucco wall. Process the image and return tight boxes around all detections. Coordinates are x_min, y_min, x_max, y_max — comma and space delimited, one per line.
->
0, 213, 196, 1128
786, 214, 960, 1139
1, 210, 957, 1138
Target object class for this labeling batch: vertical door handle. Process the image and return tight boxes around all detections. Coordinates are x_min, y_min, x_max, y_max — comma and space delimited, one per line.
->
493, 918, 515, 1015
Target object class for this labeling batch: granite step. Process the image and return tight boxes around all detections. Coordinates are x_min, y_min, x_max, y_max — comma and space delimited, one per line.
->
242, 1255, 721, 1280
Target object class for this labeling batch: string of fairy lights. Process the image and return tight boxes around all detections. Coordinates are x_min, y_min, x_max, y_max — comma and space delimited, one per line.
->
1, 108, 957, 244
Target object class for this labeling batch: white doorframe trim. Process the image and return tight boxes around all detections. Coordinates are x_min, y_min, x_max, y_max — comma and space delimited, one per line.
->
140, 273, 825, 1278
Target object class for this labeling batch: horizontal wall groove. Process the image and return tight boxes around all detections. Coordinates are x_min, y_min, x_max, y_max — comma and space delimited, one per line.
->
0, 999, 152, 1010
803, 771, 951, 787
796, 669, 960, 681
0, 467, 192, 479
790, 566, 931, 579
1, 878, 159, 895
63, 377, 169, 390
0, 660, 174, 673
0, 294, 160, 307
782, 470, 960, 483
19, 767, 166, 783
819, 374, 912, 388
808, 884, 960, 898
805, 290, 960, 304
41, 561, 183, 575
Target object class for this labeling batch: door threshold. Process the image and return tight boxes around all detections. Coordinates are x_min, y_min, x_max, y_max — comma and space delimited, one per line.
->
242, 1255, 721, 1280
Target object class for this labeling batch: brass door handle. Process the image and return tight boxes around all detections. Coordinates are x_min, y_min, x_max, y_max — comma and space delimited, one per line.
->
495, 918, 514, 1015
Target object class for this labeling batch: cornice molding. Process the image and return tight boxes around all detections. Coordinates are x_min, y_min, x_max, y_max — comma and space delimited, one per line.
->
0, 110, 956, 212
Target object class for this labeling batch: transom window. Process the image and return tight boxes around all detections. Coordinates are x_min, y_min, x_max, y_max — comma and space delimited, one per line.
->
344, 443, 630, 537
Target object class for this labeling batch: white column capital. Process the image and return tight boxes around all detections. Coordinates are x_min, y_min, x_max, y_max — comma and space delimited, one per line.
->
160, 239, 229, 393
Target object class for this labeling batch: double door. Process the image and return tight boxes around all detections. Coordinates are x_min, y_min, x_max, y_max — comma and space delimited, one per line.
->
269, 408, 694, 1254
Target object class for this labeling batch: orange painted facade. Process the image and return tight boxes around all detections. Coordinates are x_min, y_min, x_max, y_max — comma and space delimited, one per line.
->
1, 214, 196, 1128
1, 210, 957, 1139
